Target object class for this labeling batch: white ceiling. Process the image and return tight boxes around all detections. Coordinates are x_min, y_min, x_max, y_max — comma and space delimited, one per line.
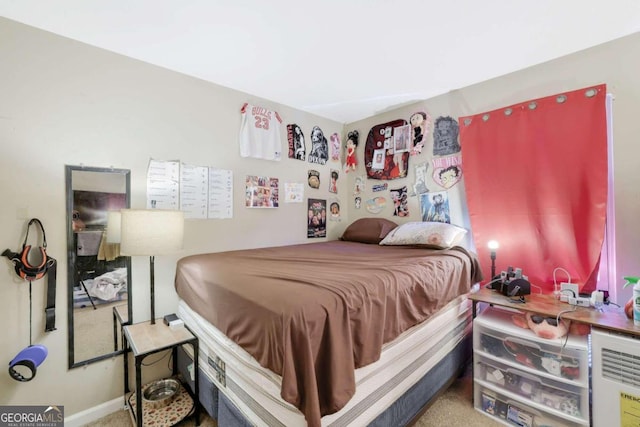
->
1, 0, 639, 123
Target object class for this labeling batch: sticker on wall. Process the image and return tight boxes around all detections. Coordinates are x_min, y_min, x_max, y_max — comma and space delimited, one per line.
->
283, 182, 304, 203
432, 154, 463, 189
353, 175, 365, 195
412, 161, 429, 196
354, 196, 362, 210
433, 116, 461, 156
329, 169, 339, 194
420, 191, 450, 223
366, 196, 387, 214
245, 176, 279, 208
330, 133, 341, 162
344, 130, 359, 173
308, 170, 320, 189
390, 186, 409, 217
307, 198, 326, 238
372, 183, 388, 192
308, 126, 328, 165
329, 199, 341, 221
287, 124, 306, 161
409, 111, 430, 156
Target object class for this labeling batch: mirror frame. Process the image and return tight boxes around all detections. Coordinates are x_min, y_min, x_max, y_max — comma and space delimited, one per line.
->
65, 165, 132, 368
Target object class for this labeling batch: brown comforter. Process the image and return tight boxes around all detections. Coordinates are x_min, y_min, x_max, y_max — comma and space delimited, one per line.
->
175, 241, 482, 426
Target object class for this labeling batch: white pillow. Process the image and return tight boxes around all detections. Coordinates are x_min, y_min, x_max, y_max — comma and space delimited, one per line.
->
379, 221, 467, 249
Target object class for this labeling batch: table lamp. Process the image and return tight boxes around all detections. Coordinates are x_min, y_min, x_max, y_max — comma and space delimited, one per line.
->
106, 211, 122, 244
119, 209, 184, 324
487, 240, 499, 279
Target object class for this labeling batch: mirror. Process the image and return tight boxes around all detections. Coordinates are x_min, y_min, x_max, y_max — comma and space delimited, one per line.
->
65, 165, 132, 368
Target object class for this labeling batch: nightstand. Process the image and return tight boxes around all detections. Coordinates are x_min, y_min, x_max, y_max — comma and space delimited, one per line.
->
123, 320, 200, 427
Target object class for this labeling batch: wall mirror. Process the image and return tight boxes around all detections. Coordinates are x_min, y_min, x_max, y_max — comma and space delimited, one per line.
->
65, 165, 132, 368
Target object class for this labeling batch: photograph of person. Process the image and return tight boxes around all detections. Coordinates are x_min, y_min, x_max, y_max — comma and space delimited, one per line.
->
329, 201, 341, 220
372, 148, 386, 170
329, 169, 338, 193
245, 175, 279, 208
393, 124, 411, 153
421, 191, 450, 223
307, 198, 327, 238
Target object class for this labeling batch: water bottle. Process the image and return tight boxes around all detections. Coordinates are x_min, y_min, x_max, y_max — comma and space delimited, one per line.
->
623, 276, 640, 326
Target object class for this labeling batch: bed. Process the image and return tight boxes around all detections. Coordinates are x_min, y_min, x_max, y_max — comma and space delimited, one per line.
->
174, 219, 483, 426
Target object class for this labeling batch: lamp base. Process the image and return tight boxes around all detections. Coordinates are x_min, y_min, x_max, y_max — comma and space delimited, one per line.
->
150, 255, 156, 325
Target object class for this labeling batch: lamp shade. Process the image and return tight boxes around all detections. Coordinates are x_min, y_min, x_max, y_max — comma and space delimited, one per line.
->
106, 211, 122, 243
120, 209, 184, 256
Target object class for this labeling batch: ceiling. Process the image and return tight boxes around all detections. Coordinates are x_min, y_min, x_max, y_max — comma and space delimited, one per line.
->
1, 1, 639, 123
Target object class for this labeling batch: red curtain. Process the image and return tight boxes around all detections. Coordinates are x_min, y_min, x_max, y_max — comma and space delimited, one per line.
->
460, 85, 607, 293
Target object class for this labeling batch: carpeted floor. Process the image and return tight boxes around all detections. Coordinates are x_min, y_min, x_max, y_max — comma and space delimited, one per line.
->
85, 364, 499, 426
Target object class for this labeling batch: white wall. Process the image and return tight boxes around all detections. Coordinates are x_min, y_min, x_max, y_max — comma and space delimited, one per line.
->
0, 17, 344, 414
1, 16, 639, 419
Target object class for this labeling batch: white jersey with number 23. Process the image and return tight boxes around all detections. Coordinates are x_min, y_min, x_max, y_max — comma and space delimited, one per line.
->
239, 103, 283, 161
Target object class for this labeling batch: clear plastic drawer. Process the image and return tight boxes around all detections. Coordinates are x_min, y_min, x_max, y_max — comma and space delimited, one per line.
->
473, 306, 588, 385
475, 385, 586, 427
475, 354, 585, 419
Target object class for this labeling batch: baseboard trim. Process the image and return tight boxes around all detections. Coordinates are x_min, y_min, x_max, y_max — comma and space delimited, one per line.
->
64, 397, 125, 427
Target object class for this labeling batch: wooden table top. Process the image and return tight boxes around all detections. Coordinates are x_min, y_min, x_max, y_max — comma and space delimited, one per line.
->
469, 287, 640, 337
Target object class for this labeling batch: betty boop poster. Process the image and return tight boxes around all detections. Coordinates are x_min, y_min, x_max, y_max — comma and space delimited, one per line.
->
390, 186, 409, 217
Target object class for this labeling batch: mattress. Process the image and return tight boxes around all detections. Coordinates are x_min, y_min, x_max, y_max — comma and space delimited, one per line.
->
178, 294, 472, 426
175, 241, 482, 425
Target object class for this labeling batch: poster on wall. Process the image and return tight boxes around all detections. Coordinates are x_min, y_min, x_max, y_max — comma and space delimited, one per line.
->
208, 168, 233, 219
409, 111, 430, 156
412, 162, 429, 196
307, 198, 326, 238
432, 154, 463, 189
284, 182, 304, 203
245, 175, 279, 208
308, 126, 328, 165
147, 159, 180, 210
420, 191, 450, 223
287, 124, 306, 161
146, 159, 233, 219
390, 186, 409, 217
433, 116, 461, 156
180, 163, 209, 219
393, 124, 411, 154
330, 133, 341, 162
